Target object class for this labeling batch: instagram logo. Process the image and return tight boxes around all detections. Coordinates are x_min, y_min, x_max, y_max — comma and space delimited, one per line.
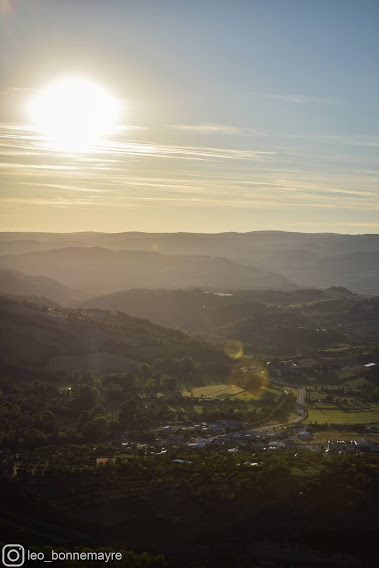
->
2, 545, 25, 567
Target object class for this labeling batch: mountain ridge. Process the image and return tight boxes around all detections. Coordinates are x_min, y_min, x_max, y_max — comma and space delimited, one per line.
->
0, 231, 378, 293
0, 246, 296, 295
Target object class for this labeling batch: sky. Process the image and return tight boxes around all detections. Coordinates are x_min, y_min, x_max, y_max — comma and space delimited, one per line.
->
0, 0, 378, 234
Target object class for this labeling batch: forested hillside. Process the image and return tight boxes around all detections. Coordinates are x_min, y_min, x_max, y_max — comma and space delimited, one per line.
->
81, 288, 379, 353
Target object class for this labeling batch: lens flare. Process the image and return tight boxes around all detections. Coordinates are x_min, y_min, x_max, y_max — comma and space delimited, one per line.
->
228, 357, 268, 399
224, 339, 244, 360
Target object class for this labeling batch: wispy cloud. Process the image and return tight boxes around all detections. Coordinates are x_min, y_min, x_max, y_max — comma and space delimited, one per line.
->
168, 123, 274, 139
0, 162, 78, 171
103, 140, 275, 162
0, 197, 139, 209
167, 124, 379, 153
320, 134, 379, 148
168, 123, 246, 135
1, 121, 378, 223
0, 124, 275, 163
252, 92, 341, 105
19, 182, 106, 193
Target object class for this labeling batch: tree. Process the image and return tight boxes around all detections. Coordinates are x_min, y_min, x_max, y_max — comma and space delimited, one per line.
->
101, 372, 136, 391
72, 385, 101, 412
82, 415, 109, 442
181, 356, 196, 377
34, 410, 57, 434
23, 428, 47, 448
79, 410, 91, 425
138, 363, 152, 381
153, 358, 178, 375
108, 417, 121, 438
119, 400, 138, 427
160, 376, 178, 390
120, 373, 137, 391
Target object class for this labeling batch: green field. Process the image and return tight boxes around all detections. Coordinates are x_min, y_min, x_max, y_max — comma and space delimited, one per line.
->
311, 429, 379, 444
343, 377, 368, 389
183, 382, 283, 401
304, 401, 379, 425
184, 384, 245, 399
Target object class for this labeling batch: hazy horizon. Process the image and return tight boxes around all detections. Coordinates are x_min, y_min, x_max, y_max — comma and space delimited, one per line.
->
1, 229, 379, 236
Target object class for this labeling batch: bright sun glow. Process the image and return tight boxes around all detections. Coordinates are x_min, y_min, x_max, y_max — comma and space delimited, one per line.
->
27, 77, 121, 151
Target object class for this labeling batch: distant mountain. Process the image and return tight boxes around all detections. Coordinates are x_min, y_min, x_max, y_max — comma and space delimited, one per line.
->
1, 231, 378, 294
0, 239, 80, 256
0, 268, 85, 304
0, 247, 295, 295
267, 251, 379, 295
1, 230, 379, 256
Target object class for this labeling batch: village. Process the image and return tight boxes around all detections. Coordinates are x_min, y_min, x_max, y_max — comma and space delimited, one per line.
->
128, 419, 379, 455
3, 421, 379, 477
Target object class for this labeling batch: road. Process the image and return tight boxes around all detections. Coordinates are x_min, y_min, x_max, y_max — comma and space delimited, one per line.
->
260, 377, 305, 431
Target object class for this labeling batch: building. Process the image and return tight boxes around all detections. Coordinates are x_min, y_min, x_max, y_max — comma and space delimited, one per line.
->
298, 430, 312, 441
268, 440, 283, 449
164, 434, 185, 445
327, 441, 357, 453
194, 437, 212, 448
215, 419, 241, 429
96, 457, 115, 465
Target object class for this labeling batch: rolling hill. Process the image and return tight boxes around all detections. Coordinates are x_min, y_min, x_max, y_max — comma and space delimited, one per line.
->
80, 287, 357, 329
0, 297, 222, 373
80, 288, 379, 353
1, 231, 378, 293
0, 247, 295, 295
80, 288, 270, 331
0, 268, 85, 304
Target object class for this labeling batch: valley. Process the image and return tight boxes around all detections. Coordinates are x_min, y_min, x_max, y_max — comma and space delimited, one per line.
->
0, 231, 378, 568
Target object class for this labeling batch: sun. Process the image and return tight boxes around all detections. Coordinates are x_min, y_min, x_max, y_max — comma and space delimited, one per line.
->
27, 77, 121, 151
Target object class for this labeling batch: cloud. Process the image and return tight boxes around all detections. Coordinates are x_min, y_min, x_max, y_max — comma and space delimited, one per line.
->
168, 123, 379, 153
168, 123, 272, 138
252, 92, 341, 105
321, 134, 379, 148
1, 122, 377, 220
168, 123, 246, 135
0, 123, 275, 163
19, 182, 106, 193
0, 197, 139, 209
104, 140, 276, 162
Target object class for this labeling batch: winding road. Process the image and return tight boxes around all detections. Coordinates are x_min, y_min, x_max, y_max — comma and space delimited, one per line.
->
260, 378, 306, 431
